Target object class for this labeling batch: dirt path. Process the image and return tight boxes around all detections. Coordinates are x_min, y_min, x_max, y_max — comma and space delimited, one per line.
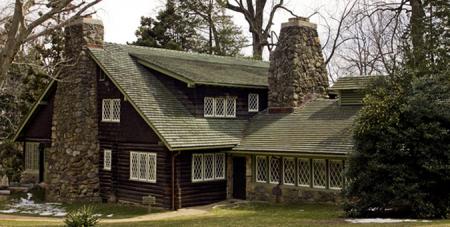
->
0, 201, 232, 224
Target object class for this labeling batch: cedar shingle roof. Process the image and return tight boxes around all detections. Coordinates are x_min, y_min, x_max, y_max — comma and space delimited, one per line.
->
89, 43, 248, 150
332, 76, 379, 90
234, 99, 361, 155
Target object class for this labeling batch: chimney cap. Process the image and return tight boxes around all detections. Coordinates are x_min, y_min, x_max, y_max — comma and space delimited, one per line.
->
67, 17, 103, 27
282, 17, 317, 29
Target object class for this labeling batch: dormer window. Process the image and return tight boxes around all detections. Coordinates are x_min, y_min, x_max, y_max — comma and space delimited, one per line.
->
204, 96, 236, 118
248, 93, 259, 112
102, 99, 121, 122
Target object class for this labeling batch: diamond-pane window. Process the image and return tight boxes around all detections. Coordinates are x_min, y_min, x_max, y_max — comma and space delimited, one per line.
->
269, 157, 280, 184
102, 99, 120, 122
25, 142, 39, 170
215, 97, 226, 117
192, 154, 203, 182
148, 153, 157, 182
111, 99, 121, 121
215, 153, 225, 179
130, 152, 139, 180
248, 93, 259, 112
204, 97, 214, 117
283, 158, 295, 185
313, 159, 327, 188
226, 97, 236, 117
256, 156, 268, 183
103, 149, 112, 171
329, 160, 344, 190
298, 158, 311, 187
129, 151, 157, 183
204, 153, 215, 180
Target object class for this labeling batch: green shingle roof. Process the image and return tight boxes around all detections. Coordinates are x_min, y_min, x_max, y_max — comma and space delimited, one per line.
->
234, 99, 361, 155
332, 76, 379, 90
89, 43, 249, 150
128, 46, 269, 88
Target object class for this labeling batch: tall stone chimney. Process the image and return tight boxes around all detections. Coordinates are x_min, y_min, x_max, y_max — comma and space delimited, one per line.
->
46, 17, 103, 202
268, 17, 328, 112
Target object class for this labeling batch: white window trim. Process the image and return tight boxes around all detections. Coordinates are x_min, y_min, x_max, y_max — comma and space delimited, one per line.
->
103, 149, 112, 171
215, 97, 226, 117
215, 153, 226, 180
102, 99, 121, 123
204, 97, 215, 117
204, 96, 237, 118
297, 158, 311, 187
191, 153, 226, 182
282, 157, 295, 186
225, 96, 237, 118
248, 93, 259, 112
328, 160, 344, 190
129, 151, 157, 183
256, 156, 268, 183
312, 159, 327, 189
269, 157, 280, 184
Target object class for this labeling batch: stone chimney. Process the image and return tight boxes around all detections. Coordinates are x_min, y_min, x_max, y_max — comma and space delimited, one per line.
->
268, 17, 329, 112
46, 17, 103, 202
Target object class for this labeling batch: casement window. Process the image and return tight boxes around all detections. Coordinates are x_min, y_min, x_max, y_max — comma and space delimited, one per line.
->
329, 160, 345, 190
255, 156, 345, 190
103, 149, 112, 171
312, 159, 327, 189
203, 96, 236, 118
297, 158, 311, 187
269, 157, 280, 184
102, 99, 121, 122
191, 153, 226, 182
248, 93, 259, 112
25, 142, 39, 170
256, 156, 268, 183
283, 157, 296, 185
129, 151, 157, 183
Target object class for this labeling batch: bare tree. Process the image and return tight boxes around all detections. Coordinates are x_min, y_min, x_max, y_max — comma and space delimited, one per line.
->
220, 0, 297, 59
0, 0, 102, 87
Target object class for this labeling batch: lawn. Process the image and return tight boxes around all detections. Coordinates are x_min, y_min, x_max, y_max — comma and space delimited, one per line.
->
1, 202, 450, 227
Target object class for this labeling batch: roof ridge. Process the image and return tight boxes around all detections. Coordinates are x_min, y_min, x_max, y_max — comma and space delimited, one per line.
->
104, 42, 269, 64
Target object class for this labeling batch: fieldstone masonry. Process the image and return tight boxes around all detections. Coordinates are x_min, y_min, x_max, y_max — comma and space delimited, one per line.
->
268, 17, 329, 111
46, 18, 103, 202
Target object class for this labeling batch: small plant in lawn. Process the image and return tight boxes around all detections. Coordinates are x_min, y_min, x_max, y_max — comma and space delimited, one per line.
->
64, 205, 99, 227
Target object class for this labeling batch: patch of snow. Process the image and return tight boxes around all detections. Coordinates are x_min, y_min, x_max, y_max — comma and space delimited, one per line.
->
345, 218, 432, 224
93, 213, 103, 217
0, 209, 18, 214
39, 211, 53, 216
106, 214, 114, 218
54, 212, 67, 217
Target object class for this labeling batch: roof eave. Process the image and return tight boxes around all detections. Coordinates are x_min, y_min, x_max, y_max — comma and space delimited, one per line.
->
13, 80, 56, 142
229, 148, 349, 158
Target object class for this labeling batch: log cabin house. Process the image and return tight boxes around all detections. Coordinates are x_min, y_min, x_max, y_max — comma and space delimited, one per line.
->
13, 17, 372, 210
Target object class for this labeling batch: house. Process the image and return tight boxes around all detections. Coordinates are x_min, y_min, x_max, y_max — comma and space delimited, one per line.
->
13, 17, 370, 209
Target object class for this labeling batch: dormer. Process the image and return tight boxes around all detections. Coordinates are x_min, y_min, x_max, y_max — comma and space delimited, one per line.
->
331, 76, 379, 106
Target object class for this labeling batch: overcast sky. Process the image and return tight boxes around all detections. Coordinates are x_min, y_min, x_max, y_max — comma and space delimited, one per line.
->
93, 0, 342, 58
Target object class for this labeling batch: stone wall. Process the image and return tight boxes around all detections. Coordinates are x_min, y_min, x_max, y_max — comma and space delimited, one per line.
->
268, 17, 329, 111
46, 18, 103, 202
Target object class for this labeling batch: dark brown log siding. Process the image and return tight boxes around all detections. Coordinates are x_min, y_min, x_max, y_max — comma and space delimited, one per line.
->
149, 68, 268, 119
19, 86, 55, 142
176, 150, 227, 208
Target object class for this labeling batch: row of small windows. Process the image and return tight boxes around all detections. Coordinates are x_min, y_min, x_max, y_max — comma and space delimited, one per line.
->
192, 153, 226, 182
255, 156, 345, 190
204, 93, 259, 117
102, 150, 157, 183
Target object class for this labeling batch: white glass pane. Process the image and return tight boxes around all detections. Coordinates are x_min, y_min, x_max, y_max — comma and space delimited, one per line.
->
269, 157, 280, 184
248, 93, 259, 112
298, 159, 311, 187
329, 160, 344, 190
225, 97, 236, 117
215, 153, 225, 179
256, 156, 268, 183
283, 158, 295, 185
192, 154, 203, 181
313, 159, 327, 188
130, 152, 139, 180
204, 97, 214, 117
204, 153, 215, 180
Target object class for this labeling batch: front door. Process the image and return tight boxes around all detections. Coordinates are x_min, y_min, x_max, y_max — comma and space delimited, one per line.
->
232, 157, 246, 199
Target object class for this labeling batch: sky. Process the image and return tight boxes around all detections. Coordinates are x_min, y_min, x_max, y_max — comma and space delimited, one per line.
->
93, 0, 342, 58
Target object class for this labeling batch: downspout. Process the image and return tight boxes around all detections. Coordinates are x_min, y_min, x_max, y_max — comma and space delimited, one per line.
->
171, 151, 180, 210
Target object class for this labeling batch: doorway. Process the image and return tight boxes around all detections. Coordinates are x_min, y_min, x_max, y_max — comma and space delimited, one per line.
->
232, 156, 246, 199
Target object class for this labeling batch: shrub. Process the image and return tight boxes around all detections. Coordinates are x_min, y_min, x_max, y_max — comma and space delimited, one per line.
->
64, 205, 99, 227
0, 140, 23, 182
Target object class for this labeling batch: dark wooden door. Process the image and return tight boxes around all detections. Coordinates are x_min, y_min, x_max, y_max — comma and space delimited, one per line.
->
233, 157, 246, 199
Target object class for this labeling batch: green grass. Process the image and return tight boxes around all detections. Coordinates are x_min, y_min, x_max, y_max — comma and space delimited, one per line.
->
63, 202, 151, 219
1, 202, 450, 227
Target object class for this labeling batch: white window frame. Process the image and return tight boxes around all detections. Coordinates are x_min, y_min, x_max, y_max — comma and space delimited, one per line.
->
248, 93, 259, 112
256, 156, 268, 183
225, 96, 237, 118
129, 151, 157, 183
297, 158, 311, 187
215, 153, 226, 180
328, 160, 344, 190
283, 157, 296, 186
269, 157, 280, 184
312, 159, 327, 189
103, 149, 112, 171
204, 97, 215, 117
102, 99, 121, 122
191, 153, 226, 182
215, 97, 226, 117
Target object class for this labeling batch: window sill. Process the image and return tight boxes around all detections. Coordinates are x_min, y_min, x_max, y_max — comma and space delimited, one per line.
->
101, 120, 120, 123
191, 179, 226, 183
129, 178, 156, 184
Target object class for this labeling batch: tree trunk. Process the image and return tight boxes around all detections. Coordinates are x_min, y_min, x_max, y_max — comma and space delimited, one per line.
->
409, 0, 426, 66
252, 33, 263, 60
